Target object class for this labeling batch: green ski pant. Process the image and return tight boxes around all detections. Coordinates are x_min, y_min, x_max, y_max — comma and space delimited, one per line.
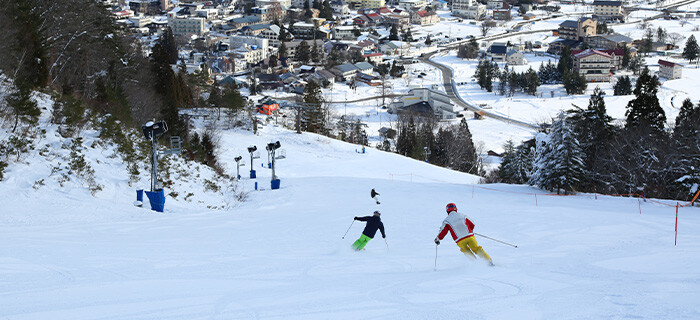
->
352, 234, 372, 250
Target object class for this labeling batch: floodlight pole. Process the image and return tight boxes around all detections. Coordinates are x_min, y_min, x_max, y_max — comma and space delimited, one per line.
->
248, 145, 258, 179
271, 148, 277, 180
234, 156, 242, 180
150, 133, 158, 192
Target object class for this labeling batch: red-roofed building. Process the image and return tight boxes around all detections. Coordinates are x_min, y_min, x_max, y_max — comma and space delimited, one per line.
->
114, 9, 134, 19
366, 12, 384, 24
573, 49, 613, 82
572, 48, 630, 71
658, 59, 683, 79
411, 10, 439, 25
363, 52, 384, 64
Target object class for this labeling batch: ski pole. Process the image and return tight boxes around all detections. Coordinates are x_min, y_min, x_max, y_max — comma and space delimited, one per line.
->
384, 238, 389, 249
434, 244, 438, 271
342, 220, 355, 239
475, 233, 518, 248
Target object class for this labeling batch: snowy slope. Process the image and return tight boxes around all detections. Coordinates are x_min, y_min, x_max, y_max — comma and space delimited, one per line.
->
1, 122, 700, 320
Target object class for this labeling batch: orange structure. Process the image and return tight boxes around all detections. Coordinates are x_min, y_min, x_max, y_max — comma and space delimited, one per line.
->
257, 99, 279, 115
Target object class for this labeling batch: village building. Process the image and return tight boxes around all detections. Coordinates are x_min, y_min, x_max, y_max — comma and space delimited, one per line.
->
506, 49, 525, 65
573, 48, 613, 82
658, 59, 683, 80
390, 87, 456, 120
411, 10, 440, 25
592, 0, 624, 22
557, 17, 596, 41
585, 33, 632, 50
167, 12, 207, 35
452, 0, 486, 19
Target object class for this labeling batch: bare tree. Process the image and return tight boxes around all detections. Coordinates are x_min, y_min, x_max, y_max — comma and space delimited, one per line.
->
637, 20, 650, 30
376, 74, 394, 108
480, 20, 497, 37
668, 32, 686, 47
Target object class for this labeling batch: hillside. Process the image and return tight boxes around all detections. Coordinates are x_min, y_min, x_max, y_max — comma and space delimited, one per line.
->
1, 114, 699, 319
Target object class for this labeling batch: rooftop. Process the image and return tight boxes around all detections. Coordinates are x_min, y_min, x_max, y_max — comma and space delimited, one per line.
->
593, 0, 623, 6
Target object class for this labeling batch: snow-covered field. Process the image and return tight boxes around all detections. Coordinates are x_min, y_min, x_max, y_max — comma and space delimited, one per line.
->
2, 121, 700, 319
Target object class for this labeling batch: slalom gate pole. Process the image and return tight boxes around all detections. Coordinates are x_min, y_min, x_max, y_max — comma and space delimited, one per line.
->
434, 244, 438, 271
675, 203, 679, 246
475, 233, 518, 248
342, 220, 355, 239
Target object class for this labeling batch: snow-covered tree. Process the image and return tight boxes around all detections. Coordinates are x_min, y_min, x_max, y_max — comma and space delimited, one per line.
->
673, 98, 700, 200
683, 35, 699, 64
625, 67, 666, 134
499, 139, 535, 184
529, 115, 585, 194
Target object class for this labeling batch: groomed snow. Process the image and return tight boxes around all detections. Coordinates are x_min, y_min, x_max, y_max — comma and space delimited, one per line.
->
2, 123, 699, 320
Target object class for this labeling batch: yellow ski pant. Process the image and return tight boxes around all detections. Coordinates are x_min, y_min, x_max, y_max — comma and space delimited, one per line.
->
457, 236, 492, 262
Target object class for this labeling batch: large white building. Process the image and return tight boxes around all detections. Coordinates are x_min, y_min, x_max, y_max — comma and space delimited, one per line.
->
230, 36, 270, 68
398, 0, 427, 10
256, 0, 292, 10
658, 59, 683, 80
390, 87, 456, 119
451, 0, 486, 20
167, 12, 207, 35
592, 0, 624, 21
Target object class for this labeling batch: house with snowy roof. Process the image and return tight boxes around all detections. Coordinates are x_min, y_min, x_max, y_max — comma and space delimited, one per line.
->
658, 60, 683, 80
573, 49, 613, 82
411, 10, 439, 25
389, 87, 456, 120
506, 49, 525, 65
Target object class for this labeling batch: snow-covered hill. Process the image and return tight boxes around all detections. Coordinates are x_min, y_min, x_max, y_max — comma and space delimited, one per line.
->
1, 116, 699, 319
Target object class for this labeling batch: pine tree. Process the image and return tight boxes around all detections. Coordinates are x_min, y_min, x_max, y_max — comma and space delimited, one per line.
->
568, 87, 614, 185
396, 115, 417, 156
278, 26, 287, 42
433, 127, 453, 166
498, 65, 509, 96
628, 55, 645, 75
295, 40, 310, 64
389, 24, 399, 41
8, 0, 49, 91
279, 42, 288, 58
268, 54, 278, 68
625, 67, 666, 133
613, 76, 632, 95
557, 46, 573, 81
621, 46, 631, 69
511, 142, 535, 184
673, 98, 700, 200
524, 67, 540, 96
151, 33, 188, 138
498, 140, 517, 182
449, 118, 480, 174
301, 81, 325, 133
683, 35, 699, 64
321, 0, 333, 19
676, 98, 696, 128
529, 115, 585, 194
641, 28, 654, 56
161, 27, 179, 64
310, 41, 321, 63
563, 69, 587, 95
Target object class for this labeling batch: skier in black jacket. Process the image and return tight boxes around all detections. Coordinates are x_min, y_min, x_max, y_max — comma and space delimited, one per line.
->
352, 211, 385, 251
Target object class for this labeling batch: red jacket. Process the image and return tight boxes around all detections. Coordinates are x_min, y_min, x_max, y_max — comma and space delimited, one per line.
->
437, 211, 475, 243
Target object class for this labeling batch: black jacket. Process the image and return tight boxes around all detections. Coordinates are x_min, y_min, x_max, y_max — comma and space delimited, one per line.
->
355, 215, 385, 239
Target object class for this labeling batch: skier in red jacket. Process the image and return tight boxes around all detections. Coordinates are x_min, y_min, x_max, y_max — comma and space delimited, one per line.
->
435, 203, 494, 266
